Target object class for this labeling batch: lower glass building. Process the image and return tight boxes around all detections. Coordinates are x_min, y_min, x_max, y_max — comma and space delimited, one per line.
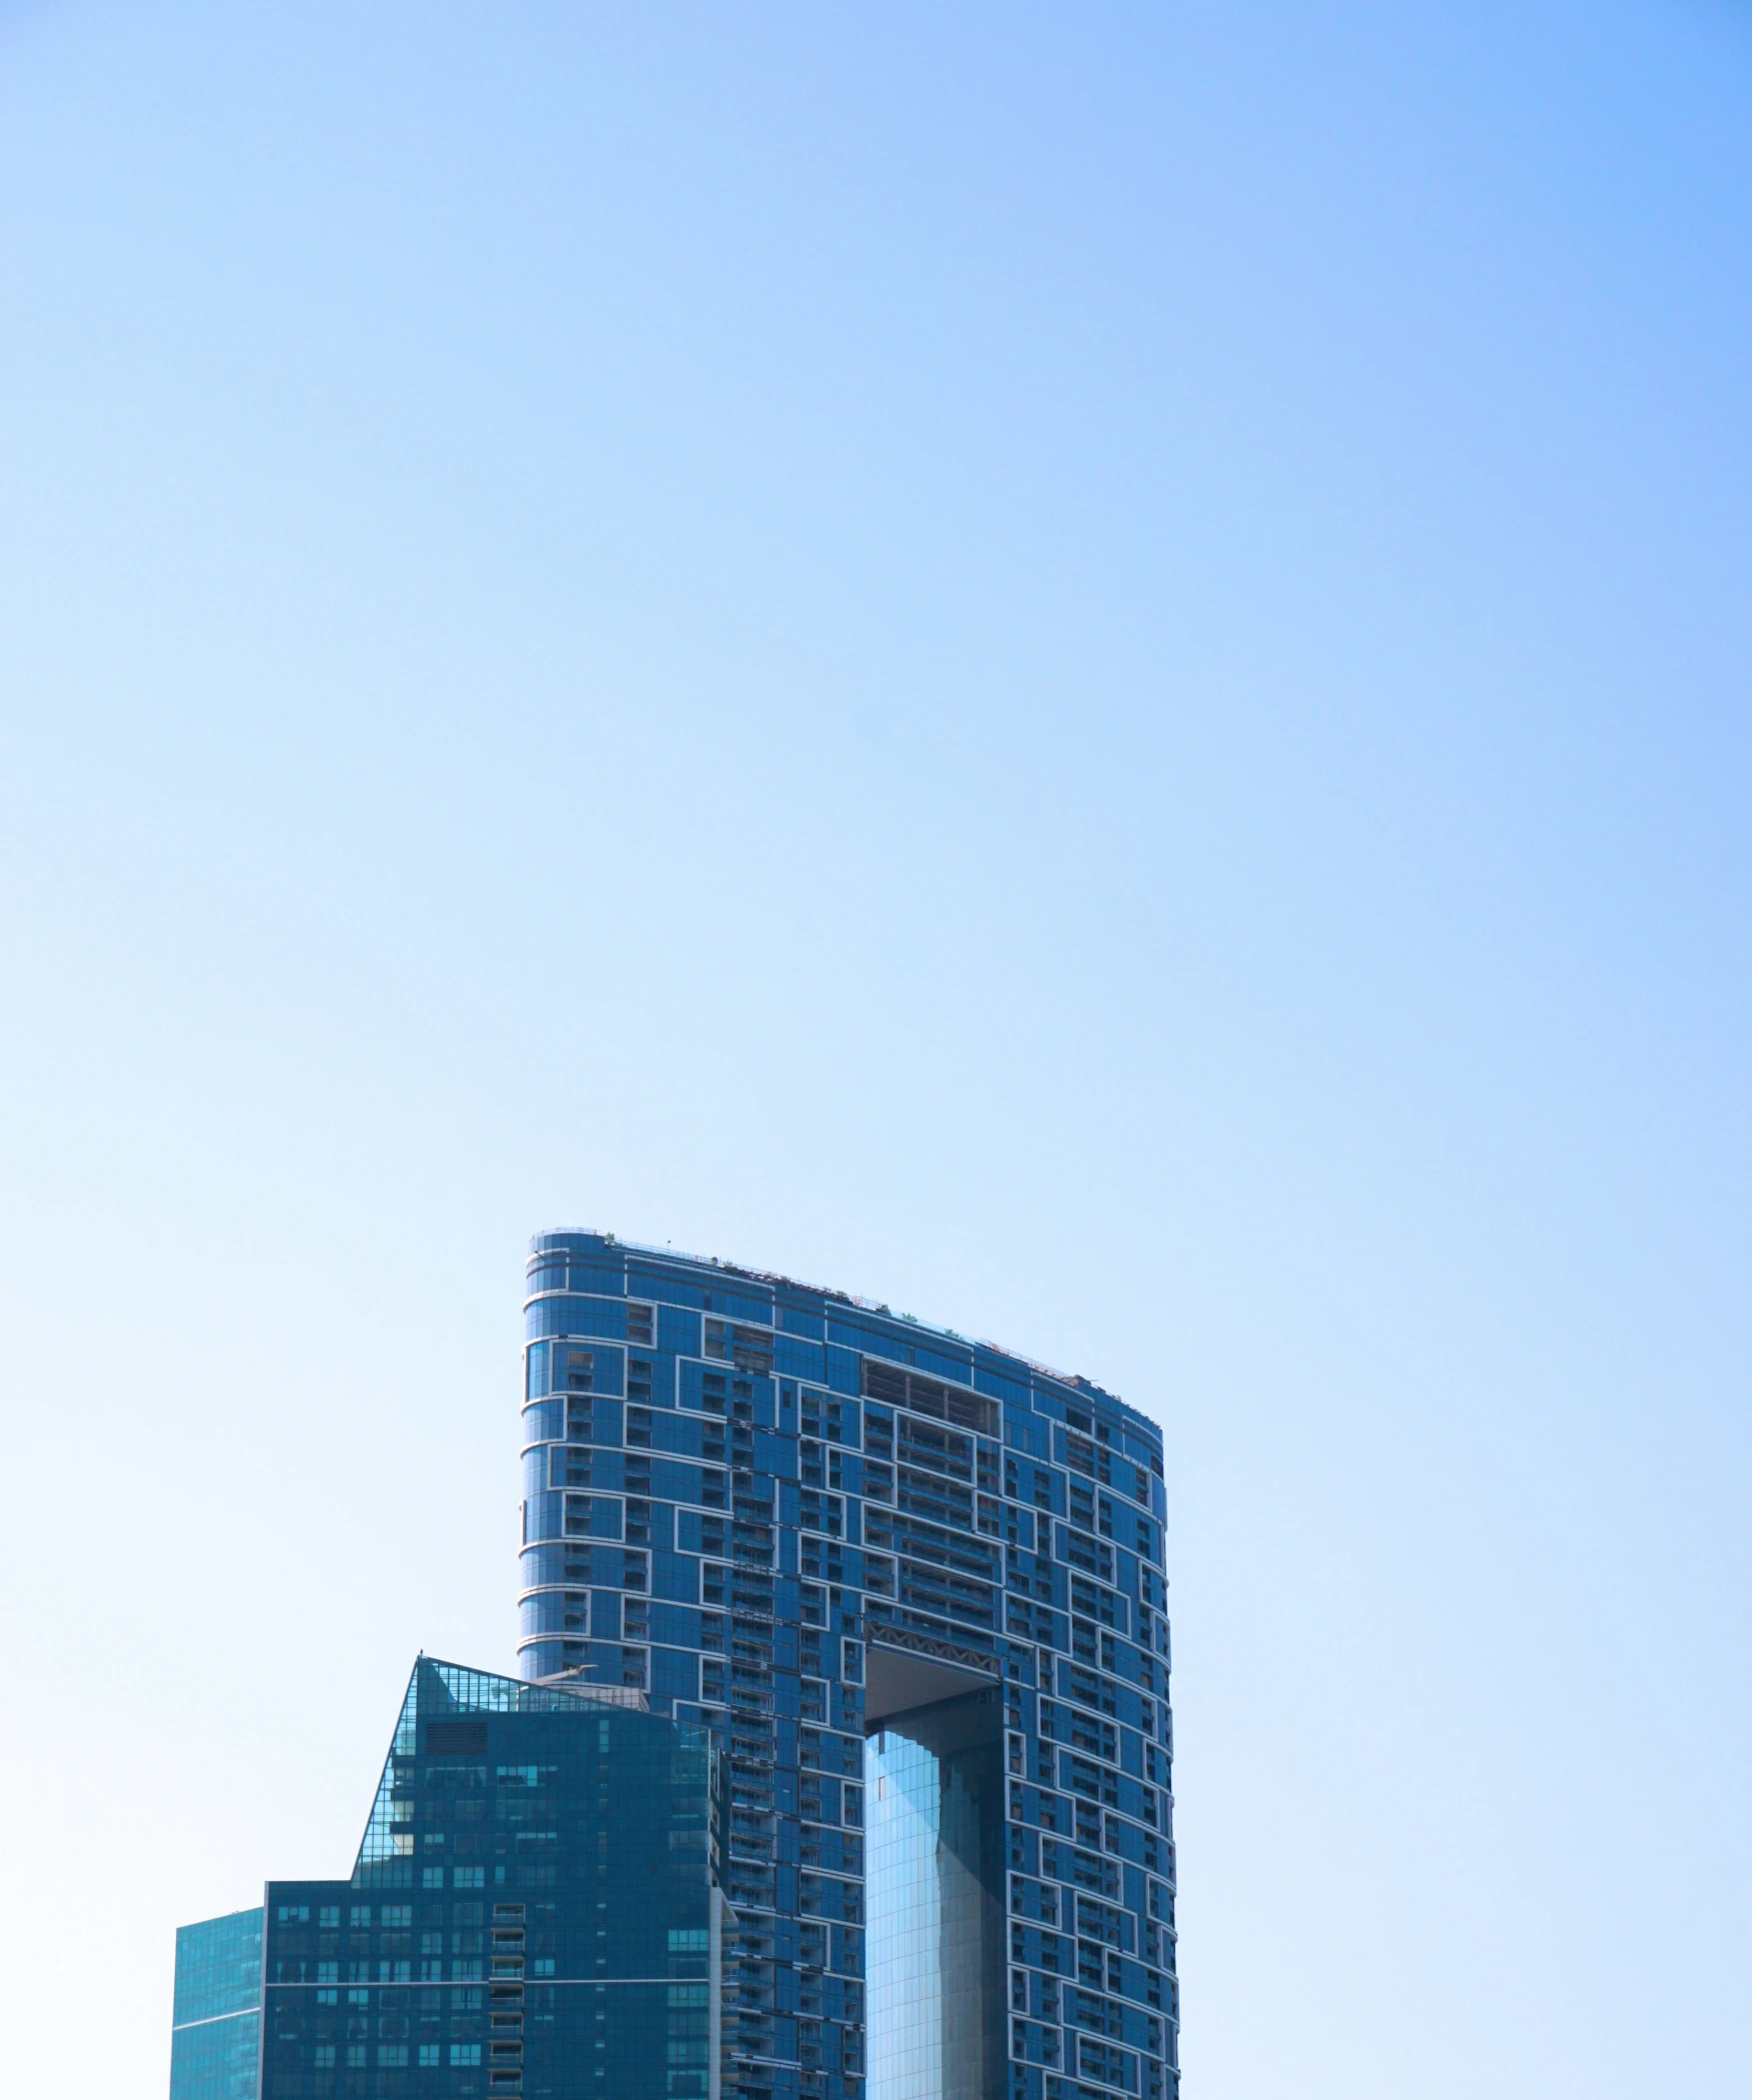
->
519, 1234, 1178, 2100
173, 1655, 723, 2100
172, 1908, 264, 2100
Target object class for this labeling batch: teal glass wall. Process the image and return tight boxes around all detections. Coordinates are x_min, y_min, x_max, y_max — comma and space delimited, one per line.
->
172, 1909, 263, 2100
176, 1656, 718, 2100
519, 1233, 1179, 2100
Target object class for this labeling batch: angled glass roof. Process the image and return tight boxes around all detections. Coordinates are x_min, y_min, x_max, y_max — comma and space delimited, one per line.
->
352, 1654, 648, 1880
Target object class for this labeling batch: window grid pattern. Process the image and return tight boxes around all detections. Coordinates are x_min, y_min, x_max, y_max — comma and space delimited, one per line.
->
183, 1656, 718, 2100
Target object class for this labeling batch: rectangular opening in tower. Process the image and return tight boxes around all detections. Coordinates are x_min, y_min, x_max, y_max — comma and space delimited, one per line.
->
864, 1643, 1005, 2100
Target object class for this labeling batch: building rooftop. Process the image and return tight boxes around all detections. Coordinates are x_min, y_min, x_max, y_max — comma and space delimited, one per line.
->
528, 1227, 1161, 1456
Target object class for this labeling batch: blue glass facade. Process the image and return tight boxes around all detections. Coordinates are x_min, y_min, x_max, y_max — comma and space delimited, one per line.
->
176, 1656, 722, 2100
519, 1234, 1178, 2100
172, 1909, 264, 2100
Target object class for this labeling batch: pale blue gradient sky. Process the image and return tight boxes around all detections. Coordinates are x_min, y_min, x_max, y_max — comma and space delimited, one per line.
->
0, 5, 1748, 2096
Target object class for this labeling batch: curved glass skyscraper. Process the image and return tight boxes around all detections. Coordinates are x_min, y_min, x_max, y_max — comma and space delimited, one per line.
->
518, 1232, 1178, 2100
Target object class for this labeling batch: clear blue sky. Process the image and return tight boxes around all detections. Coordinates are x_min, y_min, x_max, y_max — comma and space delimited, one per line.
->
1, 5, 1747, 2095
